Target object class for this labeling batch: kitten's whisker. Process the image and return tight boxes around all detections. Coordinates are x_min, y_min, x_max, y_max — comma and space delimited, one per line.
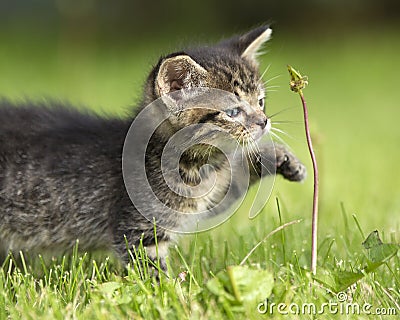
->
232, 142, 239, 158
250, 137, 261, 155
248, 134, 275, 174
232, 135, 242, 160
241, 132, 251, 164
260, 63, 271, 80
271, 128, 302, 144
263, 74, 281, 85
246, 141, 274, 175
246, 138, 261, 157
271, 127, 290, 136
268, 107, 297, 119
266, 85, 280, 89
254, 154, 275, 174
246, 147, 259, 174
272, 120, 302, 125
246, 139, 258, 159
269, 131, 291, 149
234, 131, 245, 162
271, 127, 295, 140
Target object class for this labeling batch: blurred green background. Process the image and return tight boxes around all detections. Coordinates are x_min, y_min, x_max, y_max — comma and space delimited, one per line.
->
0, 0, 399, 243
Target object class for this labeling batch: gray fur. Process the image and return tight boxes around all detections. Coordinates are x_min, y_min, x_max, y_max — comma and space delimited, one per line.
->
0, 26, 306, 267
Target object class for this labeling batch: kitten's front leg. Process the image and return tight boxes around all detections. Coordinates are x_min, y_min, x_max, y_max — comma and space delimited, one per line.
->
249, 142, 307, 183
274, 144, 307, 181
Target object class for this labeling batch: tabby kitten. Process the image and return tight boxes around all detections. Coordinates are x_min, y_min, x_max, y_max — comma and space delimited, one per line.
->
0, 26, 306, 268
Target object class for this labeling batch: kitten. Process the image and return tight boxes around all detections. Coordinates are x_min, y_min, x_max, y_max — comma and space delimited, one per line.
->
0, 26, 306, 269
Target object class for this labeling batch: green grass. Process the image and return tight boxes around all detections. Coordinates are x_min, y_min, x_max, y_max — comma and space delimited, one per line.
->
0, 27, 399, 319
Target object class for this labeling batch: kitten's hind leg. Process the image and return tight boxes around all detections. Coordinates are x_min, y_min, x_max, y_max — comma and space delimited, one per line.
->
145, 241, 169, 272
112, 236, 170, 277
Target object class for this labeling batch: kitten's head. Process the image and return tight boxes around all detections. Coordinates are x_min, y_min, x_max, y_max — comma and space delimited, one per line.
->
145, 26, 272, 144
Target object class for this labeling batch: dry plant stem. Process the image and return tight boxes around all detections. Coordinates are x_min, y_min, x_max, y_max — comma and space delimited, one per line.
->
299, 92, 319, 276
239, 219, 302, 266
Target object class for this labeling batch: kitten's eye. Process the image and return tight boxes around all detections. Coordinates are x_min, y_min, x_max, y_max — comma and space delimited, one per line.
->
225, 107, 241, 118
258, 98, 265, 109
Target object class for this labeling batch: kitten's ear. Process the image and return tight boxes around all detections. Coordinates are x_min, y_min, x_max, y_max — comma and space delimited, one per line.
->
222, 26, 272, 64
156, 55, 207, 96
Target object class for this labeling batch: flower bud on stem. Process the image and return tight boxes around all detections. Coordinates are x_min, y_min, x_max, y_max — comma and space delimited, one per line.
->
287, 65, 319, 276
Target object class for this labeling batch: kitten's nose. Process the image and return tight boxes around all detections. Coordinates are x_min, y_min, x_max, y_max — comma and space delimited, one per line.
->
257, 117, 269, 129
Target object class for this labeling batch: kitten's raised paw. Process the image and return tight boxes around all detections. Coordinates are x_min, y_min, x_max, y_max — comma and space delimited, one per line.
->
276, 152, 307, 182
